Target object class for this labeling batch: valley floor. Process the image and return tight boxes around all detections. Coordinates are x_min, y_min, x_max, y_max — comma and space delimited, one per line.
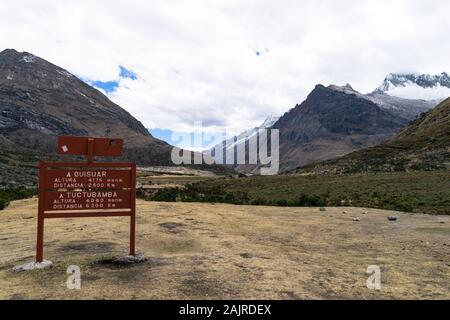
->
0, 198, 449, 299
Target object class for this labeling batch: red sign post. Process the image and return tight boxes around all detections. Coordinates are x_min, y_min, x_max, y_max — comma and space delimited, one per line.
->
36, 136, 136, 263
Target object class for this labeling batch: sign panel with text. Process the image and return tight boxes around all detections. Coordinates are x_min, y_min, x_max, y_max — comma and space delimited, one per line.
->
36, 136, 136, 263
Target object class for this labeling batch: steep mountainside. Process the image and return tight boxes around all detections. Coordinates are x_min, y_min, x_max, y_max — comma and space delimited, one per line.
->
269, 84, 409, 171
329, 83, 436, 121
0, 49, 176, 185
224, 83, 436, 174
296, 98, 450, 174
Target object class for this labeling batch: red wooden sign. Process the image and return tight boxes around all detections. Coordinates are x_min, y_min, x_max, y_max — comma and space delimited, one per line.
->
36, 136, 136, 263
57, 136, 124, 161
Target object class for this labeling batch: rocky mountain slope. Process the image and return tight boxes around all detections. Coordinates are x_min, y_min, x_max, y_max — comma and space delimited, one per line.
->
219, 81, 437, 174
296, 97, 450, 174
0, 49, 177, 185
269, 84, 410, 171
330, 83, 436, 121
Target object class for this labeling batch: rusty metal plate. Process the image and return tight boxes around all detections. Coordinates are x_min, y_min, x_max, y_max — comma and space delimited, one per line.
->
44, 190, 131, 212
57, 136, 124, 157
45, 169, 131, 189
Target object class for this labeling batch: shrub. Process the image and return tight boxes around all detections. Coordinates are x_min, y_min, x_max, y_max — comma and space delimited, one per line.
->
0, 198, 8, 210
148, 183, 250, 205
392, 202, 414, 213
151, 188, 178, 202
276, 199, 288, 206
136, 187, 146, 199
250, 198, 268, 206
297, 193, 326, 207
0, 187, 36, 210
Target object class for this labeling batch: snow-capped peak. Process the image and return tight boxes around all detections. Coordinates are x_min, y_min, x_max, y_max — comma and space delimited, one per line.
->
374, 72, 450, 100
206, 115, 280, 154
259, 115, 280, 129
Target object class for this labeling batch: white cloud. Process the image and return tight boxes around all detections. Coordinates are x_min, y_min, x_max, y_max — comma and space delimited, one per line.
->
1, 0, 449, 135
384, 83, 450, 100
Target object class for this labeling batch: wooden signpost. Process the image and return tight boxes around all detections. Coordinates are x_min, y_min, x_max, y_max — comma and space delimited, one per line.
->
36, 136, 136, 263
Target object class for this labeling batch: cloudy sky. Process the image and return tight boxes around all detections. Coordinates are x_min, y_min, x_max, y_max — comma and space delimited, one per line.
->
1, 0, 449, 148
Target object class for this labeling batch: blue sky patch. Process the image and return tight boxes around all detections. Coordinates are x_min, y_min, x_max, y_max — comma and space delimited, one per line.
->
149, 128, 227, 151
84, 65, 137, 94
119, 65, 137, 80
149, 128, 173, 143
89, 80, 119, 93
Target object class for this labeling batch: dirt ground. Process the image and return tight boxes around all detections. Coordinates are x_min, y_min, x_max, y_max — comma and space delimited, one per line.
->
0, 198, 449, 299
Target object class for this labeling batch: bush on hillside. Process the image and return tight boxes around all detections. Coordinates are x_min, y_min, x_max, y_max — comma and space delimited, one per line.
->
0, 198, 8, 210
0, 187, 36, 210
297, 193, 326, 207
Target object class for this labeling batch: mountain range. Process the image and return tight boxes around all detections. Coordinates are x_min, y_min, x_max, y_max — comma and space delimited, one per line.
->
295, 97, 450, 174
0, 48, 447, 184
374, 72, 450, 100
217, 78, 440, 173
270, 84, 416, 171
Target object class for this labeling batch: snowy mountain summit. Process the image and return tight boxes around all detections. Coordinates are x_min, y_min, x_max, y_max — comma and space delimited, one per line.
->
223, 115, 279, 150
374, 72, 450, 100
206, 115, 279, 159
258, 115, 280, 129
